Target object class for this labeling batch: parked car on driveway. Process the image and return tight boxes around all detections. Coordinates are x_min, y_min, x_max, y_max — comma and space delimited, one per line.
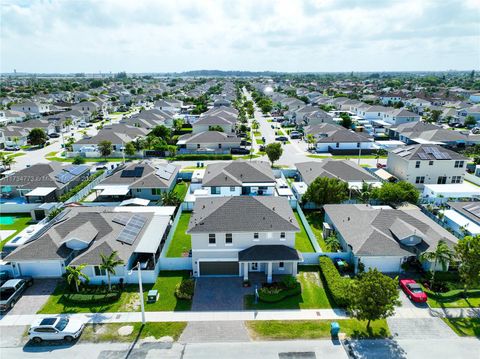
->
290, 131, 302, 139
48, 133, 60, 138
399, 279, 427, 303
231, 148, 250, 155
275, 136, 288, 142
0, 278, 31, 311
28, 317, 85, 343
4, 145, 20, 151
0, 271, 33, 287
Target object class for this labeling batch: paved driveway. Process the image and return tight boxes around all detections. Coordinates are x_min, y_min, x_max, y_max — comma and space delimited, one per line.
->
397, 290, 429, 310
4, 279, 57, 315
387, 318, 457, 339
179, 321, 250, 343
192, 277, 251, 311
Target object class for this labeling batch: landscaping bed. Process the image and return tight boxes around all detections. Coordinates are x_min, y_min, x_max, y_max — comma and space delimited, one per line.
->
246, 319, 390, 340
173, 181, 189, 201
318, 256, 351, 308
166, 213, 192, 257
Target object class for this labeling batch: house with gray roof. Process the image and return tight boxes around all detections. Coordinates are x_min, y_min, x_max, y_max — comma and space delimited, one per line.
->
323, 204, 458, 273
188, 196, 301, 282
93, 161, 179, 202
177, 131, 242, 154
4, 206, 175, 282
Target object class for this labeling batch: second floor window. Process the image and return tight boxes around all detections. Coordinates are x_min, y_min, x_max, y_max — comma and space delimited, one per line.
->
429, 161, 434, 166
230, 186, 235, 192
225, 233, 232, 244
253, 232, 259, 240
415, 176, 425, 184
415, 161, 420, 168
209, 234, 216, 244
454, 161, 464, 168
280, 232, 286, 239
211, 187, 220, 195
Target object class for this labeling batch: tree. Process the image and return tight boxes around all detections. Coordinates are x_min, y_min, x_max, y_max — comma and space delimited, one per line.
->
124, 142, 136, 156
173, 119, 184, 133
132, 138, 146, 152
339, 113, 352, 129
150, 125, 171, 140
72, 155, 85, 165
209, 125, 224, 132
430, 109, 442, 123
325, 235, 341, 252
1, 154, 15, 169
374, 148, 388, 165
27, 128, 48, 147
66, 264, 89, 293
100, 251, 124, 291
302, 177, 349, 207
465, 115, 477, 127
160, 190, 182, 206
348, 269, 400, 330
356, 182, 375, 204
371, 181, 419, 207
64, 118, 73, 131
265, 142, 283, 166
420, 240, 455, 290
455, 236, 480, 297
252, 120, 260, 131
306, 134, 316, 151
98, 140, 113, 160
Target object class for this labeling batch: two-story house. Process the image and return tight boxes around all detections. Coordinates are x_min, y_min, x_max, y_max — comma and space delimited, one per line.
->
386, 144, 468, 188
10, 101, 50, 116
188, 196, 302, 282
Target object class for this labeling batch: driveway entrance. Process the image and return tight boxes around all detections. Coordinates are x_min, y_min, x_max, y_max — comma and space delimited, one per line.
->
192, 277, 250, 311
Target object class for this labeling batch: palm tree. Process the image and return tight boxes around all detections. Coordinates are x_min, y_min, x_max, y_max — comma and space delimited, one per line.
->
160, 190, 182, 206
374, 148, 388, 165
306, 134, 316, 151
420, 240, 455, 290
100, 251, 124, 291
64, 118, 73, 131
357, 182, 374, 204
2, 155, 16, 170
66, 264, 89, 293
325, 235, 342, 252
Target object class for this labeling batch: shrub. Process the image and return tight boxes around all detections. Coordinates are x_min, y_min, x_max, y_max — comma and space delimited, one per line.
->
172, 154, 232, 161
175, 278, 195, 300
319, 256, 351, 307
59, 170, 104, 202
281, 275, 298, 289
258, 279, 301, 303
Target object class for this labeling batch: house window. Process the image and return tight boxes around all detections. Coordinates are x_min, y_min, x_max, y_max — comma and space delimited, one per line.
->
454, 161, 464, 168
197, 144, 200, 149
279, 262, 285, 270
225, 233, 232, 244
429, 161, 434, 166
230, 186, 235, 192
208, 234, 216, 245
280, 232, 286, 239
357, 142, 360, 148
437, 176, 447, 184
415, 161, 421, 168
415, 176, 425, 184
218, 144, 222, 149
211, 187, 220, 195
94, 266, 106, 276
335, 142, 339, 148
452, 176, 462, 184
151, 188, 161, 195
253, 232, 259, 240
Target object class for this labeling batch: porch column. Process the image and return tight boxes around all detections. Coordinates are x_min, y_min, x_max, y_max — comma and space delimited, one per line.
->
152, 253, 156, 267
267, 262, 273, 283
292, 262, 298, 276
243, 262, 249, 281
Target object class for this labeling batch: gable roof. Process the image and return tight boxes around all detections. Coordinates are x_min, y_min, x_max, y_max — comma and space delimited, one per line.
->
389, 144, 467, 161
178, 131, 241, 144
202, 161, 275, 187
296, 160, 378, 185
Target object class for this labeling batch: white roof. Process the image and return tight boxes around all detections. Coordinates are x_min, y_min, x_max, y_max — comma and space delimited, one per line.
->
292, 182, 308, 195
100, 186, 130, 196
112, 206, 176, 216
423, 182, 480, 196
119, 198, 150, 206
134, 215, 171, 254
443, 209, 480, 235
411, 138, 446, 145
25, 187, 56, 196
375, 168, 396, 181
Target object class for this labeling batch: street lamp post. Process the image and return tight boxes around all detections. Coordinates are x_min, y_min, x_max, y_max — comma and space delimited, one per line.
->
129, 262, 146, 325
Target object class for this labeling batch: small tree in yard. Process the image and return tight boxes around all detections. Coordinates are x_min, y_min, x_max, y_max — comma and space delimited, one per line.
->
420, 239, 455, 291
160, 190, 182, 206
72, 155, 85, 165
464, 115, 477, 128
325, 235, 341, 252
455, 235, 480, 297
348, 269, 400, 330
28, 128, 48, 147
98, 140, 113, 160
66, 264, 89, 293
302, 177, 349, 208
371, 181, 419, 207
265, 142, 283, 166
306, 134, 316, 151
100, 251, 124, 291
124, 142, 136, 156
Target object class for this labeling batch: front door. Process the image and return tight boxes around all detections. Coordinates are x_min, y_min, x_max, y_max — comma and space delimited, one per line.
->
250, 262, 260, 271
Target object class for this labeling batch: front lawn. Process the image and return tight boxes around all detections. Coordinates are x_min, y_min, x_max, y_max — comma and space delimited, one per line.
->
244, 266, 334, 309
38, 271, 192, 314
166, 213, 192, 257
293, 212, 315, 253
246, 319, 390, 340
80, 322, 187, 342
173, 181, 188, 201
425, 288, 480, 308
303, 210, 328, 251
442, 318, 480, 337
0, 214, 33, 250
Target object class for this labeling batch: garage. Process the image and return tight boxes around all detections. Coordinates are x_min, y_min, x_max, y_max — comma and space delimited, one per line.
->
199, 261, 239, 276
17, 261, 63, 278
359, 256, 403, 273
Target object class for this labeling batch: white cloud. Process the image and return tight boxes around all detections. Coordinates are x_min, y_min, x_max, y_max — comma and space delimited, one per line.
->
0, 0, 478, 72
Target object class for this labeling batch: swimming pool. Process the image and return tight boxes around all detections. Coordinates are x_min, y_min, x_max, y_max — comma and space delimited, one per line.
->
0, 216, 15, 225
0, 197, 27, 205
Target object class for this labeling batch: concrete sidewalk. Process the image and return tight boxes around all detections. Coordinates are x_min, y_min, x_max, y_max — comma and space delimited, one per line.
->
0, 306, 478, 327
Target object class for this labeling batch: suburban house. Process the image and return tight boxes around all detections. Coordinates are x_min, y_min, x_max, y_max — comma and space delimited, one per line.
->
442, 202, 480, 237
154, 99, 183, 113
389, 121, 470, 147
93, 162, 179, 202
323, 204, 458, 273
0, 126, 29, 147
0, 110, 26, 125
304, 123, 377, 153
458, 105, 480, 122
188, 196, 302, 282
191, 114, 236, 134
4, 206, 176, 282
0, 163, 90, 204
404, 98, 432, 115
386, 144, 467, 188
379, 93, 404, 105
124, 109, 176, 129
10, 101, 50, 115
382, 108, 420, 126
177, 131, 242, 154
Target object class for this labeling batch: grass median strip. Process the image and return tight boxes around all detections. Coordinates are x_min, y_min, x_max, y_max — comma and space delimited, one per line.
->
442, 318, 480, 337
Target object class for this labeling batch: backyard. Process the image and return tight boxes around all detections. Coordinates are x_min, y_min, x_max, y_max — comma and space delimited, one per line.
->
293, 211, 315, 252
38, 270, 192, 314
303, 210, 329, 251
0, 214, 33, 250
244, 266, 334, 310
246, 319, 390, 340
173, 181, 189, 201
166, 212, 192, 257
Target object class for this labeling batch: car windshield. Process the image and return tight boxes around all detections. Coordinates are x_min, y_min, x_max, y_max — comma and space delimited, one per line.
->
410, 287, 423, 293
55, 318, 69, 331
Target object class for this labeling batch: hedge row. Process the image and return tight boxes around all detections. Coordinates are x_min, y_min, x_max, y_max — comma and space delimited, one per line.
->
172, 154, 232, 161
318, 256, 351, 307
59, 170, 104, 202
63, 291, 120, 304
258, 282, 301, 302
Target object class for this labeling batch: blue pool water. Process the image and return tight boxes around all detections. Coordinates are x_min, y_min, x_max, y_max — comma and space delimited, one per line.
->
0, 197, 27, 204
0, 216, 15, 225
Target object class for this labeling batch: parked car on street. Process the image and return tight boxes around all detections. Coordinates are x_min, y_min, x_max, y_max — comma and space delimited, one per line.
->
399, 279, 427, 303
290, 131, 302, 139
231, 148, 250, 155
275, 136, 288, 142
4, 145, 20, 151
28, 317, 85, 343
0, 278, 31, 311
48, 133, 60, 138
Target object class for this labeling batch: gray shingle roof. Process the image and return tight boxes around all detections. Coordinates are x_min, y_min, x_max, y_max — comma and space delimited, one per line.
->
178, 131, 241, 144
202, 161, 275, 187
389, 144, 467, 161
188, 196, 300, 233
238, 245, 301, 261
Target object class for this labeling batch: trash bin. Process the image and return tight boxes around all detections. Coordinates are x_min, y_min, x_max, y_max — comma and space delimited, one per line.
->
147, 290, 159, 303
330, 322, 340, 337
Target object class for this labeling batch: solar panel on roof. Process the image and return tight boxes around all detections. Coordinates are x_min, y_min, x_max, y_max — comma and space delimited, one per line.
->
442, 152, 451, 160
418, 153, 430, 160
133, 167, 144, 177
55, 172, 75, 184
391, 148, 404, 154
121, 167, 145, 178
464, 203, 480, 217
165, 164, 176, 174
156, 168, 172, 180
397, 151, 411, 157
112, 214, 130, 226
423, 147, 435, 154
403, 146, 416, 151
116, 214, 146, 245
66, 165, 89, 176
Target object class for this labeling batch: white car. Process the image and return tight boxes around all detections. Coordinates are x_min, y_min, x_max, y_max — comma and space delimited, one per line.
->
28, 317, 84, 343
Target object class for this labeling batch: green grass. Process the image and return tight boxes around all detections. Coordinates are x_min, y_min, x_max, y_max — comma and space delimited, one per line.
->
253, 131, 261, 137
307, 154, 386, 160
80, 322, 187, 342
166, 213, 192, 257
233, 154, 262, 160
0, 151, 26, 159
46, 156, 125, 163
303, 210, 328, 251
38, 271, 192, 314
442, 318, 480, 337
246, 319, 390, 340
0, 214, 33, 250
293, 211, 315, 252
244, 266, 334, 310
173, 181, 188, 201
424, 288, 480, 308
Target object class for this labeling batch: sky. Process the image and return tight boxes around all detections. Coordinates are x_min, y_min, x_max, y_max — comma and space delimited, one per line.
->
1, 0, 479, 73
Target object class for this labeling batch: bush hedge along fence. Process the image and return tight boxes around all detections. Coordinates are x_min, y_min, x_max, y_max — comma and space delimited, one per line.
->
318, 256, 351, 307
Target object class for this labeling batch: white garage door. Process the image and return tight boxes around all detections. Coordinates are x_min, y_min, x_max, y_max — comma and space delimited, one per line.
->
360, 256, 402, 273
18, 261, 63, 278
